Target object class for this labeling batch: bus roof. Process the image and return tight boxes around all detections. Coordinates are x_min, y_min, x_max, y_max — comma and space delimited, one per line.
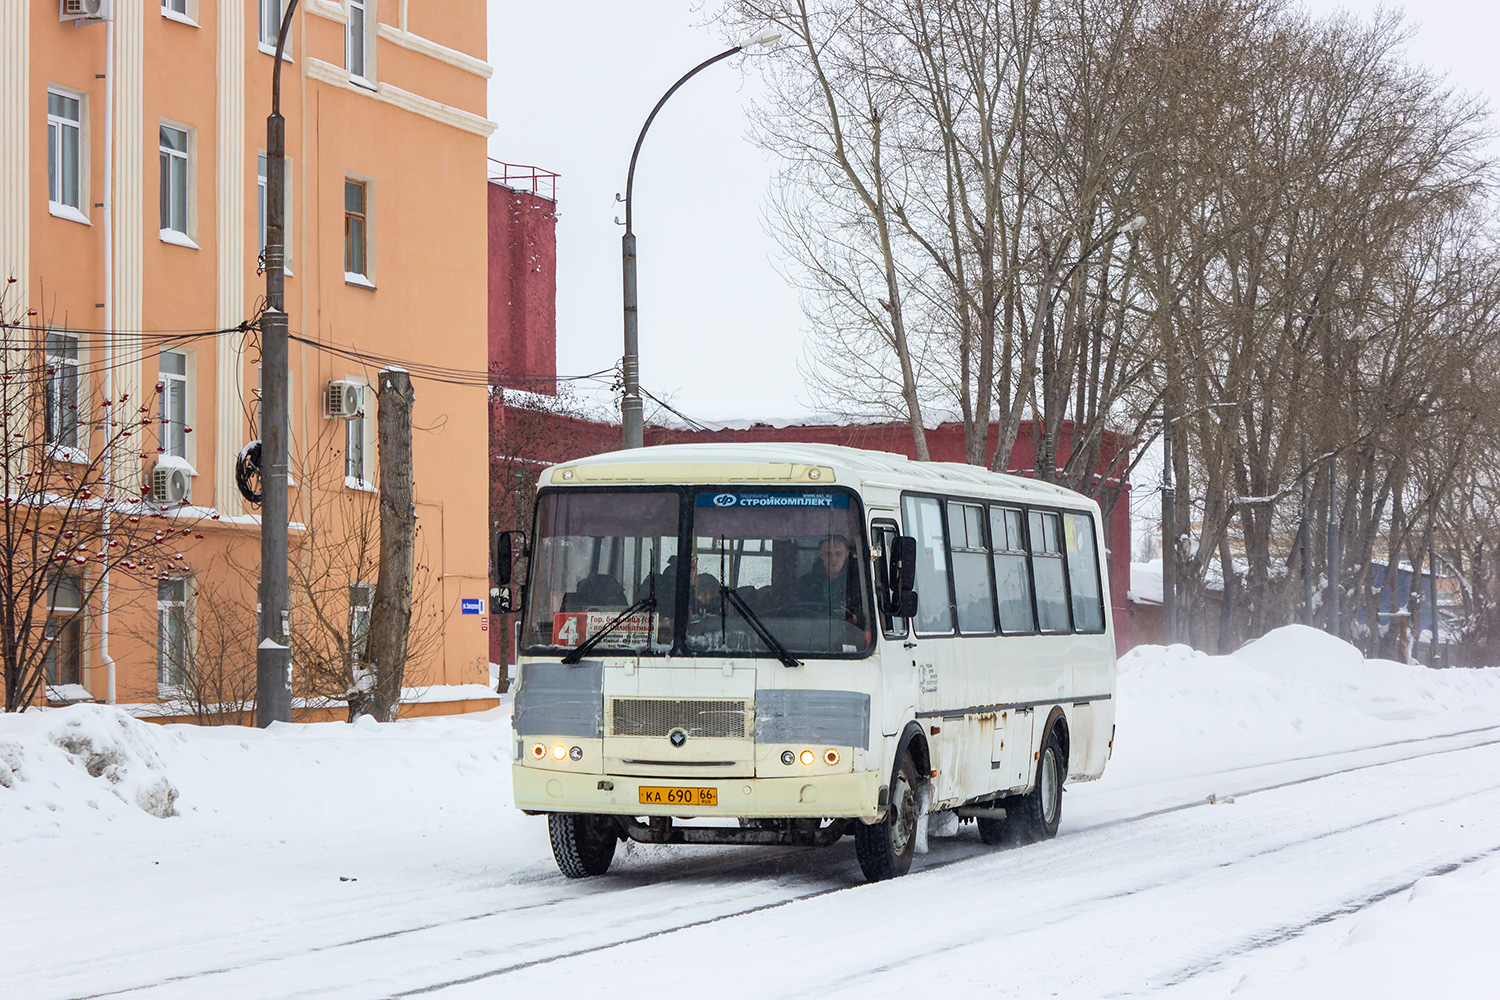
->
539, 442, 1099, 510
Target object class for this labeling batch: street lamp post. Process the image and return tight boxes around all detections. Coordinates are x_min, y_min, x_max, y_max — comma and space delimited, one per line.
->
256, 0, 299, 726
619, 32, 780, 449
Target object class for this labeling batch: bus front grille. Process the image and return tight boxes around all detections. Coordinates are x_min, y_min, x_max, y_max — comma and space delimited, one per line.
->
609, 698, 748, 739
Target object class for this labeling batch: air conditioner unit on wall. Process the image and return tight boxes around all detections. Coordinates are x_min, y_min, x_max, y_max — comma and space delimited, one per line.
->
326, 380, 364, 419
61, 0, 109, 20
152, 465, 190, 505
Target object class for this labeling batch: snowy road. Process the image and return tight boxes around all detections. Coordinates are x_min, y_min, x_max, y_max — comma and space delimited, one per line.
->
7, 629, 1500, 999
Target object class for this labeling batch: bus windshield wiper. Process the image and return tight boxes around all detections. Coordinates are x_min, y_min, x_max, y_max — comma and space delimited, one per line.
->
561, 595, 656, 665
720, 586, 801, 668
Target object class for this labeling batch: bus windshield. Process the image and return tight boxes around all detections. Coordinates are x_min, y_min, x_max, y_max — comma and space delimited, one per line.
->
523, 490, 678, 654
522, 487, 873, 658
686, 489, 871, 658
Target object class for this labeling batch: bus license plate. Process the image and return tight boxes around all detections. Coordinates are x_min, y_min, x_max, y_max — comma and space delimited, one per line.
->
638, 786, 717, 807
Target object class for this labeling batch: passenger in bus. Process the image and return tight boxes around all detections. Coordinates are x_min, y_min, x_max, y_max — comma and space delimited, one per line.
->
560, 573, 627, 611
787, 534, 865, 627
693, 573, 722, 614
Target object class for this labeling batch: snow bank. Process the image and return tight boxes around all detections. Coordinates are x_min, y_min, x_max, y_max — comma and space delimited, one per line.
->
1110, 625, 1500, 783
0, 704, 182, 841
1232, 856, 1500, 998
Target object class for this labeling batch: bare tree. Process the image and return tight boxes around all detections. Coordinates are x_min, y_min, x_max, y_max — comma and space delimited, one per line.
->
0, 282, 215, 710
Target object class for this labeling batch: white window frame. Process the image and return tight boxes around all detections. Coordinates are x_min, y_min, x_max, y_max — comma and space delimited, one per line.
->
156, 577, 191, 689
160, 0, 198, 26
349, 582, 373, 671
343, 175, 374, 287
158, 349, 190, 460
343, 377, 374, 490
158, 121, 197, 247
256, 151, 294, 275
258, 0, 293, 57
346, 0, 375, 85
44, 330, 84, 456
47, 87, 87, 224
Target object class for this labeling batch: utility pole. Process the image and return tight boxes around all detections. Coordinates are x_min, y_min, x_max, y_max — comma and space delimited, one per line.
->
256, 1, 299, 727
1327, 452, 1341, 637
1161, 399, 1176, 645
1301, 434, 1312, 622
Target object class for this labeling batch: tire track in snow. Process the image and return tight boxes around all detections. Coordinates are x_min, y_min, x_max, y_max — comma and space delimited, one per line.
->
52, 730, 1500, 1000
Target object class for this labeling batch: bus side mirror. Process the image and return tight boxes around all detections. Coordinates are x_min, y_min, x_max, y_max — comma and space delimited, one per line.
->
494, 531, 525, 586
494, 585, 514, 614
889, 535, 918, 617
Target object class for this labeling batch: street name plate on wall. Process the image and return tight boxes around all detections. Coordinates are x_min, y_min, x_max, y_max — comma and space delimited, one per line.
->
461, 598, 485, 615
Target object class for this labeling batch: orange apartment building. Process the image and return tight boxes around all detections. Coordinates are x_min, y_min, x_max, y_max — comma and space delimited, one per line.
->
0, 1, 497, 720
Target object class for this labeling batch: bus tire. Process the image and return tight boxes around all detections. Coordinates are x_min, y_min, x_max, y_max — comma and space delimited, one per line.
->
548, 812, 618, 878
855, 747, 919, 881
1012, 726, 1065, 844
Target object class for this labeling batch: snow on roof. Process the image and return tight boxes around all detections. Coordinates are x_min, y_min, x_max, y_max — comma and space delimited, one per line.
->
1130, 559, 1163, 605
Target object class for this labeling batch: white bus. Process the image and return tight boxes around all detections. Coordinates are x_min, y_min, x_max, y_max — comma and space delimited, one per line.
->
500, 443, 1116, 881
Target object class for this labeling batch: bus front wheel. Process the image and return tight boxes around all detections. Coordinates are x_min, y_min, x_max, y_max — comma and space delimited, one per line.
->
855, 747, 919, 881
1011, 726, 1065, 844
548, 813, 619, 878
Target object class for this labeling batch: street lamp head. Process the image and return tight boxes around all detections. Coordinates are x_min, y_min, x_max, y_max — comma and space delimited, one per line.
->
737, 29, 784, 50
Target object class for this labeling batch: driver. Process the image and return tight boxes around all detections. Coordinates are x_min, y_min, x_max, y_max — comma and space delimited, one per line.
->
789, 534, 863, 626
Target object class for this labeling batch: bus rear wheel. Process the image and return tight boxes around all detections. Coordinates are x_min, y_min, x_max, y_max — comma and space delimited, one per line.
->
548, 812, 619, 878
1011, 726, 1065, 844
855, 747, 919, 882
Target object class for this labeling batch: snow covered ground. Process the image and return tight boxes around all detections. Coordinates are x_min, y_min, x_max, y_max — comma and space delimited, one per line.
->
4, 625, 1500, 998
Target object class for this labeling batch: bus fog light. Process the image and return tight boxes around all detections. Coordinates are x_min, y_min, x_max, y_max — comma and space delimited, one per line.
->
531, 744, 546, 760
552, 745, 567, 760
781, 750, 795, 766
569, 746, 583, 761
800, 750, 815, 766
824, 749, 840, 766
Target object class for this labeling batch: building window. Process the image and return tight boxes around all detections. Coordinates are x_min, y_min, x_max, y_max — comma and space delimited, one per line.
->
159, 350, 188, 458
44, 331, 81, 450
345, 385, 368, 484
44, 576, 83, 688
256, 153, 293, 272
157, 577, 190, 687
47, 89, 83, 215
349, 583, 372, 670
344, 179, 368, 280
161, 0, 190, 18
259, 0, 281, 49
159, 123, 191, 239
347, 0, 370, 81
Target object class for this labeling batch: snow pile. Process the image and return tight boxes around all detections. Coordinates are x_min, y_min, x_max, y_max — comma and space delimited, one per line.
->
1232, 856, 1500, 998
0, 703, 182, 840
1109, 625, 1500, 783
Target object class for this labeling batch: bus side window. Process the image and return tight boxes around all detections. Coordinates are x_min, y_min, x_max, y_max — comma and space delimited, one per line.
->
991, 506, 1036, 633
1064, 512, 1106, 632
949, 501, 996, 634
901, 495, 955, 635
1029, 510, 1071, 632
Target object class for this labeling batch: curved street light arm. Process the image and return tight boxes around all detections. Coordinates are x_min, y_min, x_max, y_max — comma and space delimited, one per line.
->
623, 44, 744, 234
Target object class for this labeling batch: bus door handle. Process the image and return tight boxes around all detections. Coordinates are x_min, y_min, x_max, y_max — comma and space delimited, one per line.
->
903, 640, 917, 649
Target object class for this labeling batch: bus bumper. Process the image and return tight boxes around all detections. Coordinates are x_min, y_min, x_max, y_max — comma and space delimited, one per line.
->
513, 764, 886, 823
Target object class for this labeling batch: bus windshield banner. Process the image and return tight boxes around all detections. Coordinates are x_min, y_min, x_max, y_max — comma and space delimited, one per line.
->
696, 492, 849, 509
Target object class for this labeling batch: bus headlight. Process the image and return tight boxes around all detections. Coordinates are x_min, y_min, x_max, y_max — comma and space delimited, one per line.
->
569, 746, 583, 761
781, 750, 795, 766
800, 750, 815, 766
531, 744, 546, 760
824, 749, 840, 766
552, 745, 567, 760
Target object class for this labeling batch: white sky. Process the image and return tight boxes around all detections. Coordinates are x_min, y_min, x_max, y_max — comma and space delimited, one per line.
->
485, 1, 1499, 430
